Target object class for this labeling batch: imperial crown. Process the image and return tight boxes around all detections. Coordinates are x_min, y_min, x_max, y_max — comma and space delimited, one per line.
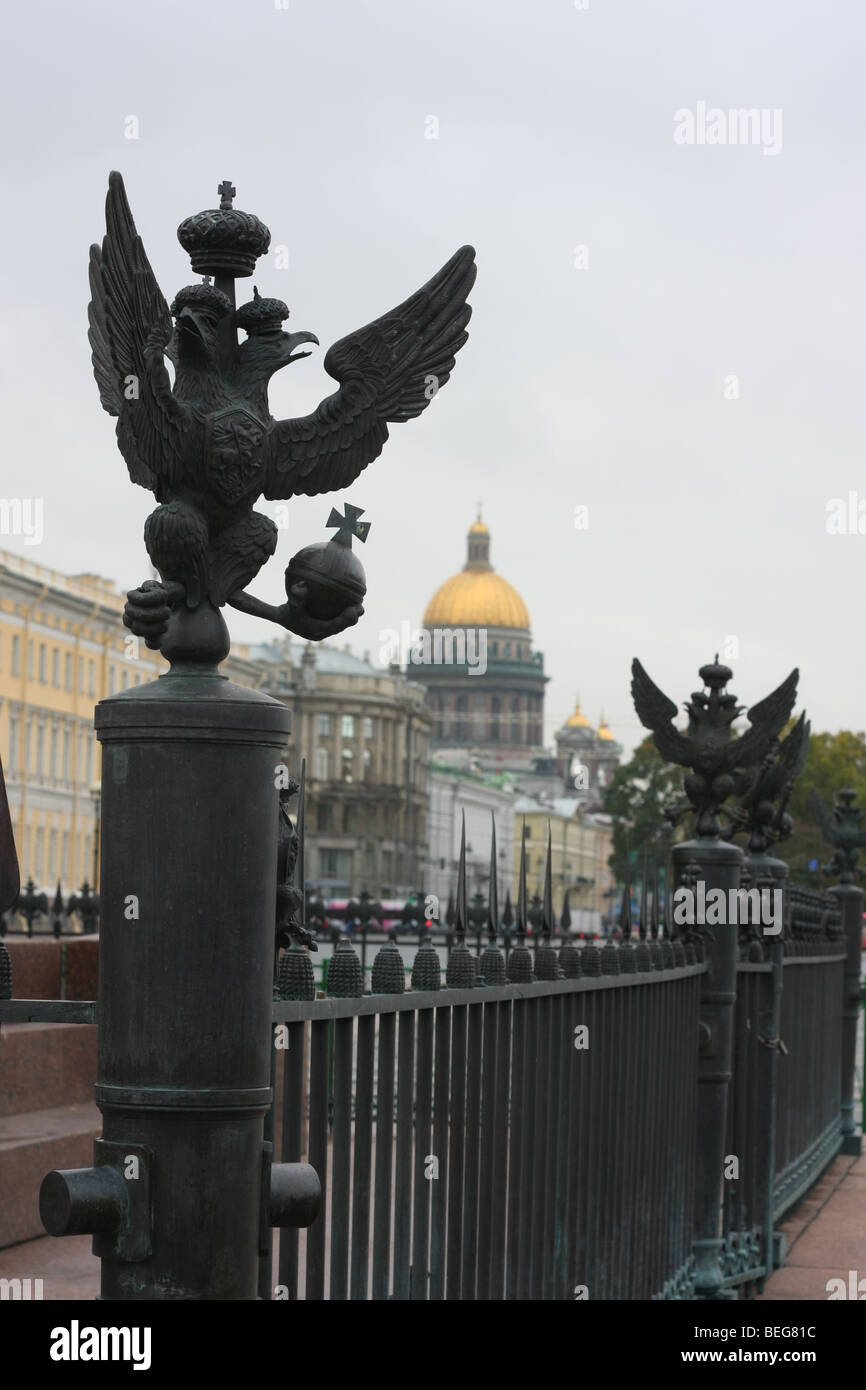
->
235, 287, 290, 336
177, 179, 270, 278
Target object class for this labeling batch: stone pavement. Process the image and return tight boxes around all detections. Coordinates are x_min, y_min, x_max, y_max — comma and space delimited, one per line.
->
758, 1154, 866, 1300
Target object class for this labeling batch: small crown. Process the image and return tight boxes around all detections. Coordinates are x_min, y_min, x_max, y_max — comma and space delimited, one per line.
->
177, 179, 271, 279
169, 282, 234, 318
236, 286, 289, 335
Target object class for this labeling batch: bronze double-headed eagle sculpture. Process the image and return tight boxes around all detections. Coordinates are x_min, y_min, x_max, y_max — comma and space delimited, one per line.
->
88, 173, 476, 664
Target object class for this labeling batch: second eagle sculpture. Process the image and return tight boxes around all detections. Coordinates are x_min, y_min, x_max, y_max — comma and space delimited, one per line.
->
88, 173, 476, 658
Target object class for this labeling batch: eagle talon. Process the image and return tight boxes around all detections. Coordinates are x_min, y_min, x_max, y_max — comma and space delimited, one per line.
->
123, 578, 187, 647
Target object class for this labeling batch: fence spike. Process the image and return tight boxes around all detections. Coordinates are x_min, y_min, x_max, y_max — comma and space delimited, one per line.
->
507, 820, 535, 983
535, 825, 562, 980
446, 812, 476, 988
560, 888, 571, 934
479, 815, 505, 986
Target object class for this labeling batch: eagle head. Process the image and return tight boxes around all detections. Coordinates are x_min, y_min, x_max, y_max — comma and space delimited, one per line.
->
170, 282, 233, 358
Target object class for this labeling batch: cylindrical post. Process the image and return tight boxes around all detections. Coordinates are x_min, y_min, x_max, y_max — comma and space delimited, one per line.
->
829, 881, 864, 1155
84, 672, 289, 1299
674, 836, 742, 1300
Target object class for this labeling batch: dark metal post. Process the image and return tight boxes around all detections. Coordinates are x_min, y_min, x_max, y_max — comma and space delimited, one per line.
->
812, 787, 866, 1157
673, 834, 742, 1298
830, 880, 864, 1155
632, 654, 799, 1300
40, 672, 300, 1299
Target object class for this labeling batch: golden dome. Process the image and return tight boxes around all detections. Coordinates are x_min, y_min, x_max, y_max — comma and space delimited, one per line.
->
597, 715, 615, 741
566, 699, 591, 729
423, 570, 530, 630
422, 513, 531, 631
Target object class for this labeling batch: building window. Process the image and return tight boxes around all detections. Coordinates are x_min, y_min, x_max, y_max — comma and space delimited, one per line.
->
363, 748, 372, 780
121, 668, 128, 690
455, 695, 468, 741
342, 804, 352, 833
317, 803, 332, 832
50, 725, 58, 778
39, 644, 47, 683
11, 635, 20, 676
318, 848, 352, 881
65, 652, 72, 690
28, 641, 34, 679
35, 827, 44, 881
363, 717, 373, 740
109, 667, 116, 694
62, 727, 70, 780
36, 723, 45, 777
8, 713, 18, 772
491, 696, 501, 742
341, 715, 355, 739
342, 748, 353, 781
314, 746, 328, 780
317, 714, 331, 737
52, 649, 59, 686
48, 829, 57, 882
61, 832, 69, 880
88, 660, 95, 696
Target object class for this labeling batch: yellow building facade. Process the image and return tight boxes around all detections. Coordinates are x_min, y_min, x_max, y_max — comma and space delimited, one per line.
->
0, 550, 259, 894
513, 796, 615, 926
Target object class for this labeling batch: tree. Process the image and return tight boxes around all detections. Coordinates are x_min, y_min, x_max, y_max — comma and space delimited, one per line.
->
603, 736, 685, 887
781, 729, 866, 885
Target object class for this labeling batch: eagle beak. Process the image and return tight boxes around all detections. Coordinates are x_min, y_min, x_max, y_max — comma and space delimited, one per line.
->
176, 306, 208, 342
280, 330, 319, 364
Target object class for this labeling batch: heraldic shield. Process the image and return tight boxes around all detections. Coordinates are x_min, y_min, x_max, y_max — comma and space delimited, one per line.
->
205, 405, 268, 505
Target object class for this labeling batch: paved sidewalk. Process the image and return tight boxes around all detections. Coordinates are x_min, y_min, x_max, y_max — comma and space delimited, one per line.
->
757, 1154, 866, 1300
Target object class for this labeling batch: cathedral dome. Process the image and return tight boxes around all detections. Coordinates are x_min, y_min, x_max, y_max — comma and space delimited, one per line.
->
422, 513, 530, 631
565, 700, 591, 730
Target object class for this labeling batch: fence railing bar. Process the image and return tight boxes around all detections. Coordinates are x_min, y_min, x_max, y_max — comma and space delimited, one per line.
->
371, 1012, 396, 1300
349, 1013, 375, 1300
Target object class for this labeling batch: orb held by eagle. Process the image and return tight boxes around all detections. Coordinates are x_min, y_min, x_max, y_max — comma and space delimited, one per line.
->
286, 506, 370, 622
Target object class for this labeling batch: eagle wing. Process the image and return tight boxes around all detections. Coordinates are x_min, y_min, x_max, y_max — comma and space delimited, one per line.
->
809, 787, 837, 843
262, 246, 476, 499
88, 171, 185, 491
729, 668, 799, 768
630, 658, 693, 765
778, 711, 811, 787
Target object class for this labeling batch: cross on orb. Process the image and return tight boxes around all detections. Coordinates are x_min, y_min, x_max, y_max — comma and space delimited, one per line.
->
218, 180, 236, 209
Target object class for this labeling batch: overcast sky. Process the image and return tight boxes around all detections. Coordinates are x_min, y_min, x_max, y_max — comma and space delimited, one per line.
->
1, 0, 864, 756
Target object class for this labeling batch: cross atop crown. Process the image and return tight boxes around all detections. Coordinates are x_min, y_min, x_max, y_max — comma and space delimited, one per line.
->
218, 180, 236, 210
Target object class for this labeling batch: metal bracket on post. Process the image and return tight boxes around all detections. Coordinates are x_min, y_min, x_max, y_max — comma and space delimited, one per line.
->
39, 1139, 153, 1262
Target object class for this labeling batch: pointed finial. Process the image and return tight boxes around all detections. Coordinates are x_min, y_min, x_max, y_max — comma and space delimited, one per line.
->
488, 815, 499, 939
517, 819, 528, 937
542, 824, 553, 936
298, 759, 306, 930
456, 811, 467, 939
327, 503, 371, 549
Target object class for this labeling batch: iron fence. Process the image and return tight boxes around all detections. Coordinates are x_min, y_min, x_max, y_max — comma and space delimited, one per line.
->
272, 944, 703, 1301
